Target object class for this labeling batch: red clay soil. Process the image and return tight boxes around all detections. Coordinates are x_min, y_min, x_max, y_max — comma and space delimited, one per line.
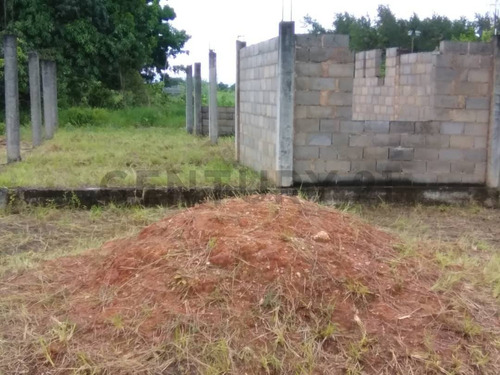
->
1, 195, 498, 374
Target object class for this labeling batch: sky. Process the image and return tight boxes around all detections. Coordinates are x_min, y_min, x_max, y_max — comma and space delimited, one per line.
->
163, 0, 495, 84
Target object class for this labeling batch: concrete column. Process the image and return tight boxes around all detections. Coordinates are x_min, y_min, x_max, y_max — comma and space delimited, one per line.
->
275, 22, 295, 187
41, 60, 58, 139
194, 62, 202, 135
235, 40, 246, 161
488, 36, 500, 188
185, 65, 194, 134
28, 52, 43, 147
209, 50, 218, 144
3, 35, 21, 163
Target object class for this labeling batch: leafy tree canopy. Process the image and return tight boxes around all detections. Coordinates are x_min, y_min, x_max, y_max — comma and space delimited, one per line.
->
1, 0, 189, 107
304, 5, 497, 52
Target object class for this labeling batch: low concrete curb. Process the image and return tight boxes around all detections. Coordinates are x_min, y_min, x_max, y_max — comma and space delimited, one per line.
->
0, 185, 498, 209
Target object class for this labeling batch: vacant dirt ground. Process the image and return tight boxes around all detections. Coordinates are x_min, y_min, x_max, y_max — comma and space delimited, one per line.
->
0, 199, 498, 374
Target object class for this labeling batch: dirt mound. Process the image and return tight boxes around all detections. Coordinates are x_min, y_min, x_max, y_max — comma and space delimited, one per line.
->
1, 195, 498, 374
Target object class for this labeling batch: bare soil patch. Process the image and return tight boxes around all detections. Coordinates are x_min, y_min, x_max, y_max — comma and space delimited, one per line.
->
1, 195, 498, 374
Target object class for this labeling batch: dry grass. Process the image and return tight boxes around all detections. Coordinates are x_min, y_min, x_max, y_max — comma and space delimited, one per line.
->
0, 200, 499, 374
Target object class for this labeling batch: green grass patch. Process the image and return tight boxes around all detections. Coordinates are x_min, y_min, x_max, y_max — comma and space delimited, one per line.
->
0, 103, 256, 188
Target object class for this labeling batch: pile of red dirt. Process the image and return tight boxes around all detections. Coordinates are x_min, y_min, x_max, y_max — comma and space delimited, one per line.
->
1, 195, 497, 374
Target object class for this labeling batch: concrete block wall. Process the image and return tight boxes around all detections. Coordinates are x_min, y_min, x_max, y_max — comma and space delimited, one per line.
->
294, 38, 490, 185
201, 106, 235, 136
353, 48, 435, 121
239, 37, 279, 173
237, 25, 499, 187
293, 34, 356, 182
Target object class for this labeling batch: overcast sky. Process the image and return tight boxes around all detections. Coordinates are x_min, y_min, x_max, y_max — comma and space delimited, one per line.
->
163, 0, 494, 83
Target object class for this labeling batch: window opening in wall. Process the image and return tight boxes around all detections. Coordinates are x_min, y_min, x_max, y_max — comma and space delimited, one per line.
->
377, 49, 386, 85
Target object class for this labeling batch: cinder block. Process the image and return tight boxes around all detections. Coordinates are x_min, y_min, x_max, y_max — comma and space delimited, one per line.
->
415, 122, 440, 135
475, 162, 487, 176
372, 134, 401, 147
427, 161, 451, 173
332, 134, 350, 146
437, 174, 464, 183
326, 92, 353, 106
467, 42, 493, 55
461, 174, 484, 184
440, 122, 464, 135
308, 77, 337, 90
435, 95, 464, 109
468, 69, 490, 83
349, 135, 372, 147
336, 146, 363, 160
450, 135, 474, 149
307, 133, 332, 146
401, 134, 426, 147
295, 91, 321, 105
295, 62, 322, 77
390, 122, 415, 133
439, 41, 468, 54
451, 161, 475, 174
425, 135, 450, 148
401, 161, 426, 174
464, 123, 488, 136
414, 148, 439, 160
294, 146, 320, 160
376, 160, 402, 173
464, 149, 487, 162
412, 174, 438, 184
435, 67, 458, 81
364, 121, 390, 133
474, 136, 487, 149
325, 160, 351, 172
389, 147, 414, 161
319, 147, 337, 160
340, 121, 364, 134
337, 78, 354, 92
295, 119, 320, 132
465, 97, 489, 110
351, 161, 377, 172
439, 149, 464, 161
328, 63, 354, 78
320, 119, 339, 132
363, 147, 389, 159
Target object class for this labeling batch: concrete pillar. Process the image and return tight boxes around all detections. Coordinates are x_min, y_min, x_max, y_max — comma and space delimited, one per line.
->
185, 65, 194, 134
488, 36, 500, 188
209, 50, 218, 144
28, 52, 43, 147
41, 60, 58, 139
194, 62, 202, 135
3, 35, 21, 163
275, 22, 295, 187
235, 40, 246, 161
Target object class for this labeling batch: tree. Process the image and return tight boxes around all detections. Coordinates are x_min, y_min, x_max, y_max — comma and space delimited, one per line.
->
1, 0, 189, 107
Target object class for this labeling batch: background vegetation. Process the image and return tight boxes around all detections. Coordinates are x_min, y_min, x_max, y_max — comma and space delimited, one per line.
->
0, 0, 189, 109
304, 5, 497, 52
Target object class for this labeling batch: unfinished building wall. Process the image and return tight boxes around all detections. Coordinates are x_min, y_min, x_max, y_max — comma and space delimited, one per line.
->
293, 34, 356, 183
238, 37, 279, 174
236, 24, 499, 187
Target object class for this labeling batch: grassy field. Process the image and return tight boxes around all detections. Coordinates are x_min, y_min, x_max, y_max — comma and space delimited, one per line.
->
0, 105, 257, 188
